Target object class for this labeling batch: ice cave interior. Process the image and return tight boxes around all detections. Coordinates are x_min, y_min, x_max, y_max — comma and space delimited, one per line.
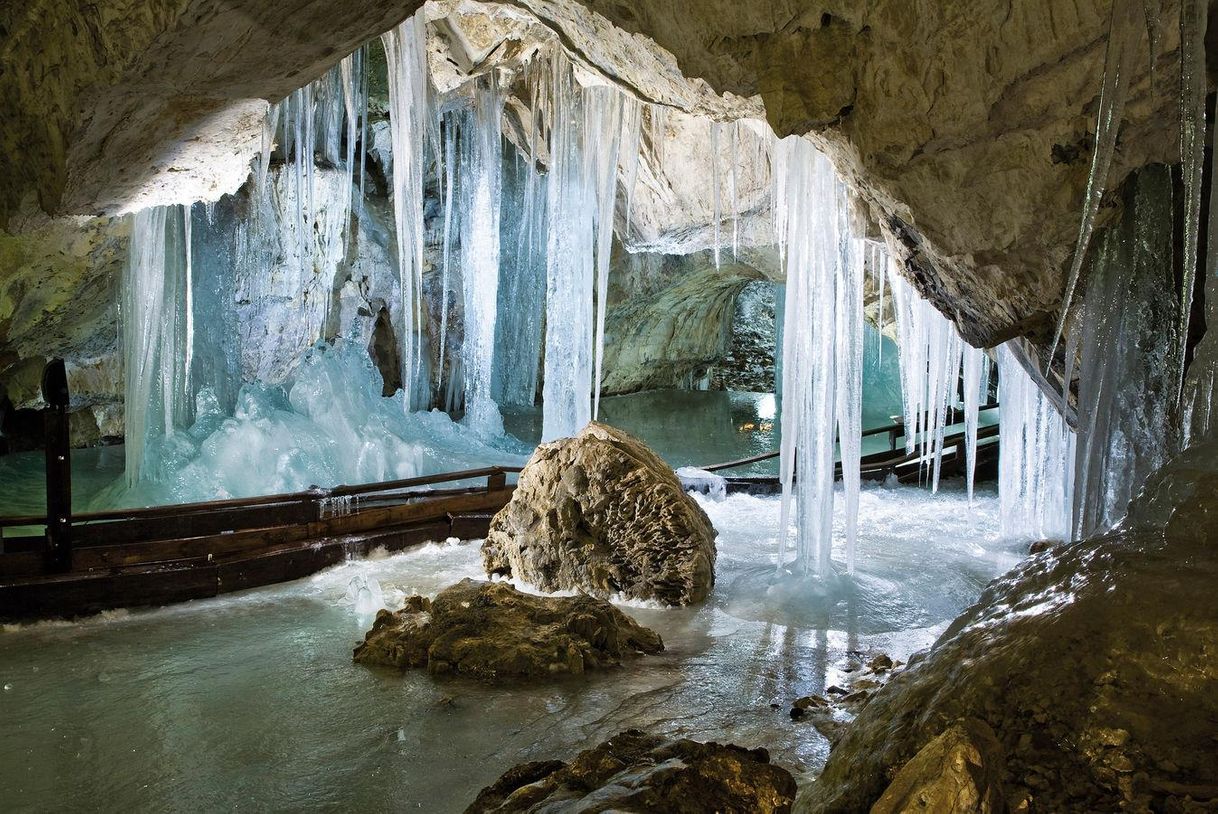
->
2, 1, 1218, 812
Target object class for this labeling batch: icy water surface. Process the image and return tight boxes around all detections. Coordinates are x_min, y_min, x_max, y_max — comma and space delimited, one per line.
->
0, 482, 1022, 812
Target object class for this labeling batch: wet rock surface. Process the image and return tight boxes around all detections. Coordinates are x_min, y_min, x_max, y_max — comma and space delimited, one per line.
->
483, 422, 717, 606
463, 728, 798, 814
801, 464, 1218, 813
352, 578, 663, 681
787, 651, 903, 747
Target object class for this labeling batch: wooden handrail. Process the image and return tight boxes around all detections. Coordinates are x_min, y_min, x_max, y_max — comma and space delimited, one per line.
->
700, 406, 1000, 473
0, 465, 522, 529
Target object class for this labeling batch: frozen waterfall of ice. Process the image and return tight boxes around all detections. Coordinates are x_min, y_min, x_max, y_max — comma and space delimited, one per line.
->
772, 137, 864, 577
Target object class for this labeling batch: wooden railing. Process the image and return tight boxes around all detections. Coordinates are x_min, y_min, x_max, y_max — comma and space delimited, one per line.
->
699, 403, 1000, 474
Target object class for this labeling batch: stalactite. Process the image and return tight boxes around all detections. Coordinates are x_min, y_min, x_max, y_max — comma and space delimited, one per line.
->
997, 343, 1075, 541
774, 137, 863, 577
1047, 0, 1143, 364
1175, 0, 1208, 402
381, 13, 433, 411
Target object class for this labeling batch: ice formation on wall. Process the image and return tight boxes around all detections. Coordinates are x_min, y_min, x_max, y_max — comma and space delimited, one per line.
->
1047, 0, 1144, 362
123, 206, 191, 485
997, 344, 1075, 541
1070, 167, 1177, 538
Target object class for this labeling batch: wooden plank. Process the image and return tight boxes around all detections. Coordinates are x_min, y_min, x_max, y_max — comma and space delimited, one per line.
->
72, 499, 316, 547
68, 489, 512, 572
0, 562, 219, 621
450, 512, 495, 540
0, 550, 45, 578
214, 520, 451, 593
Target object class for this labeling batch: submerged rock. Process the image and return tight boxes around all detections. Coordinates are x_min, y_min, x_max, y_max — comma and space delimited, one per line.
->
464, 729, 797, 813
352, 579, 663, 681
483, 422, 716, 605
800, 461, 1218, 813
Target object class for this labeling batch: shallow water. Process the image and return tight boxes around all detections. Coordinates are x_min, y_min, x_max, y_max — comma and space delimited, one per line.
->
0, 481, 1022, 812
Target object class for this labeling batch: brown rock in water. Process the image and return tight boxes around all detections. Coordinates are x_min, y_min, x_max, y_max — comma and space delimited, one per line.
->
352, 579, 663, 682
483, 422, 716, 606
464, 729, 797, 814
869, 719, 1006, 814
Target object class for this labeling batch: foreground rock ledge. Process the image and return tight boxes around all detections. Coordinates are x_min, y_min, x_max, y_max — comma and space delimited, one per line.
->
801, 456, 1218, 813
352, 579, 663, 681
464, 729, 797, 814
483, 422, 717, 605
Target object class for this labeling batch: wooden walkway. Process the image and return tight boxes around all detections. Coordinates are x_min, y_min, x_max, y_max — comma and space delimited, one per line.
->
0, 467, 518, 621
0, 407, 1001, 622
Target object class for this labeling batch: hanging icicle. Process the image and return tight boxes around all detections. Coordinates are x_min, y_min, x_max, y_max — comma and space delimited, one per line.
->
774, 137, 864, 578
456, 76, 508, 438
381, 13, 433, 411
997, 344, 1076, 541
1046, 0, 1143, 364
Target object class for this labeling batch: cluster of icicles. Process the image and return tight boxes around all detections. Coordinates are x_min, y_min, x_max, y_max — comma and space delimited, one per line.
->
120, 3, 1189, 573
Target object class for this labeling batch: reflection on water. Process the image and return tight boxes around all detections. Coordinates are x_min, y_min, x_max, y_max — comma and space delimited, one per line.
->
0, 482, 1021, 810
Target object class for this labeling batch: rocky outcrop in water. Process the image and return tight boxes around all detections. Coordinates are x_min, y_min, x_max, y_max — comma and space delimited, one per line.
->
483, 422, 716, 605
352, 578, 663, 681
464, 729, 797, 814
800, 448, 1218, 814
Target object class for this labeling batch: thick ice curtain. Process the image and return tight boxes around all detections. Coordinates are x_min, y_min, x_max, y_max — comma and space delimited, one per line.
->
457, 78, 508, 438
124, 206, 192, 485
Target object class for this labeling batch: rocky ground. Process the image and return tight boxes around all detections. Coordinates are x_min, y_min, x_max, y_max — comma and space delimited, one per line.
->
464, 729, 797, 813
353, 578, 663, 681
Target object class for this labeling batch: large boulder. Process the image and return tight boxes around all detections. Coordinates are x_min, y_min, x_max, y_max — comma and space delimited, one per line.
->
483, 422, 716, 605
464, 729, 797, 814
352, 578, 663, 681
801, 447, 1218, 813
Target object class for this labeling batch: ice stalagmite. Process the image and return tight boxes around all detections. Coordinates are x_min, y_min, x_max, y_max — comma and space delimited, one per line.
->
997, 343, 1075, 541
381, 13, 433, 410
774, 138, 863, 577
457, 78, 508, 438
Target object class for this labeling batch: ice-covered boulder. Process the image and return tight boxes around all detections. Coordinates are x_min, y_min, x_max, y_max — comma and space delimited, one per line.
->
464, 729, 797, 814
352, 579, 663, 681
483, 422, 716, 605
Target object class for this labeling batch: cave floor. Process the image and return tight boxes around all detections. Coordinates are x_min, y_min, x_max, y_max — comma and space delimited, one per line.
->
0, 482, 1024, 811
